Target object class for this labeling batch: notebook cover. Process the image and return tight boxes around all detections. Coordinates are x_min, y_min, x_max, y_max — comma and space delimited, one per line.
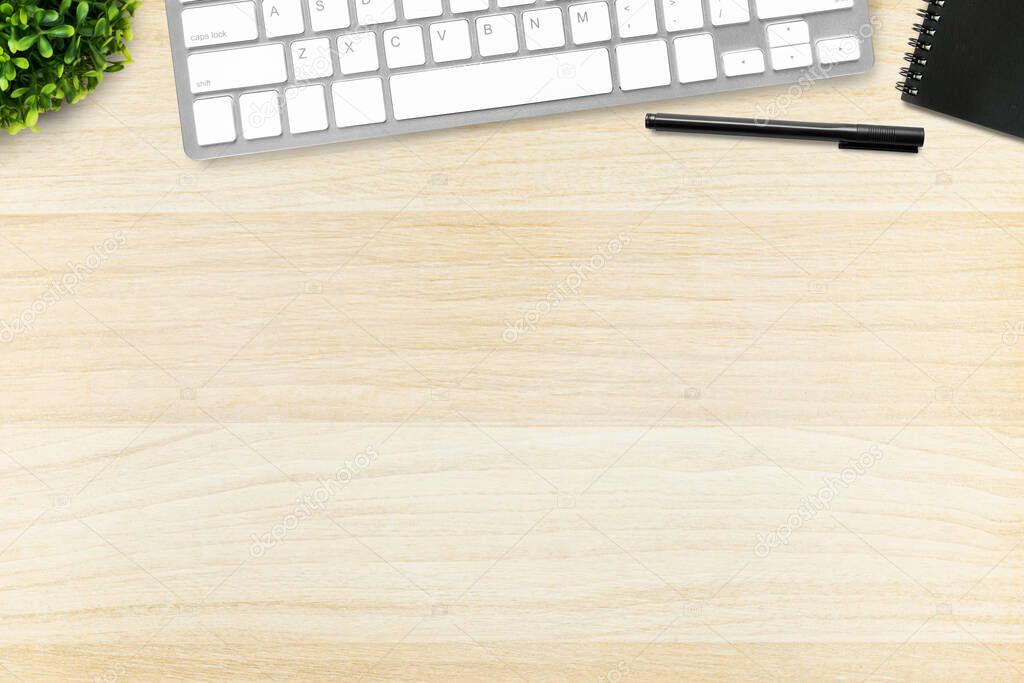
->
900, 0, 1024, 139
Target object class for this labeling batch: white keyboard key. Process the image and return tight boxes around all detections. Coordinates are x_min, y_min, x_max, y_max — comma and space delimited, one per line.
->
182, 2, 257, 49
476, 14, 519, 56
722, 47, 764, 76
188, 44, 287, 93
661, 0, 702, 32
614, 0, 657, 38
193, 96, 236, 145
239, 90, 282, 139
390, 48, 612, 119
615, 39, 669, 90
355, 0, 397, 25
569, 2, 611, 45
384, 25, 426, 67
403, 0, 442, 17
708, 0, 748, 25
497, 0, 533, 6
308, 0, 350, 31
672, 33, 716, 82
450, 0, 488, 12
817, 35, 859, 64
770, 43, 812, 69
338, 32, 379, 73
766, 20, 808, 47
523, 7, 564, 50
755, 0, 851, 19
332, 78, 387, 126
285, 84, 329, 132
430, 20, 472, 62
292, 37, 334, 79
263, 0, 304, 36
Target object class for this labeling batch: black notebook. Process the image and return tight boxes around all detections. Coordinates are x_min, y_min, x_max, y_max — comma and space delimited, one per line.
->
898, 0, 1024, 139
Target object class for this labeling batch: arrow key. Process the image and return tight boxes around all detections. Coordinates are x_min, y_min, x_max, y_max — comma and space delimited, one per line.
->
722, 47, 765, 76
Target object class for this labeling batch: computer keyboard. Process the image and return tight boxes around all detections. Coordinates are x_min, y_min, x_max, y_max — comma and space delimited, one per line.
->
164, 0, 873, 159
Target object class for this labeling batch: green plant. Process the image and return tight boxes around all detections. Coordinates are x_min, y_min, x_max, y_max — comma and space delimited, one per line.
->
0, 0, 138, 134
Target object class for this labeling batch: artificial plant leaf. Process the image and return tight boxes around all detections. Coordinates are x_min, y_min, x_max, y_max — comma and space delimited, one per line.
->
1, 0, 137, 133
14, 34, 37, 51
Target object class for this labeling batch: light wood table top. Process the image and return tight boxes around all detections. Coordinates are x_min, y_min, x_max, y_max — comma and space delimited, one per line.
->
2, 0, 1022, 680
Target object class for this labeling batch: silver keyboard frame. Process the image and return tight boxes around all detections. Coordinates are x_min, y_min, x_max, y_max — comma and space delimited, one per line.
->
165, 0, 873, 159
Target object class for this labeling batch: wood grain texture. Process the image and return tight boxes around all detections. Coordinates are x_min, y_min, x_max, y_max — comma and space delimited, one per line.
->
1, 0, 1022, 680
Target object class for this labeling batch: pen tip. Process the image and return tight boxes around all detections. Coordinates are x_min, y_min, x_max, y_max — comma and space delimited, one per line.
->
645, 113, 654, 129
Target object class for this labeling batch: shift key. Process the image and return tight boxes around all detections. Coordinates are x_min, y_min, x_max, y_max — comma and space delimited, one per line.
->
188, 44, 287, 93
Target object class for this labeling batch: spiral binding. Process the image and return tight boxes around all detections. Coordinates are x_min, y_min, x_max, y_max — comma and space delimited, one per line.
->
897, 0, 947, 96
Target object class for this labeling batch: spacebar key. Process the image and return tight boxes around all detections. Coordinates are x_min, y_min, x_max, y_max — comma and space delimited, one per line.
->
755, 0, 853, 19
389, 49, 612, 120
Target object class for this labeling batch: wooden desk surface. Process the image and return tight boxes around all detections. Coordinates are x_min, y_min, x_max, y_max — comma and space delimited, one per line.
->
2, 0, 1022, 680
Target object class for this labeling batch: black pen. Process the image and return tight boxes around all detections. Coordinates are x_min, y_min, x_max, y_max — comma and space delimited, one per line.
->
645, 113, 925, 153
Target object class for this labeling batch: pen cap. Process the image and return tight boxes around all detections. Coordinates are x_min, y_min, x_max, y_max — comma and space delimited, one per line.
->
844, 124, 925, 152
